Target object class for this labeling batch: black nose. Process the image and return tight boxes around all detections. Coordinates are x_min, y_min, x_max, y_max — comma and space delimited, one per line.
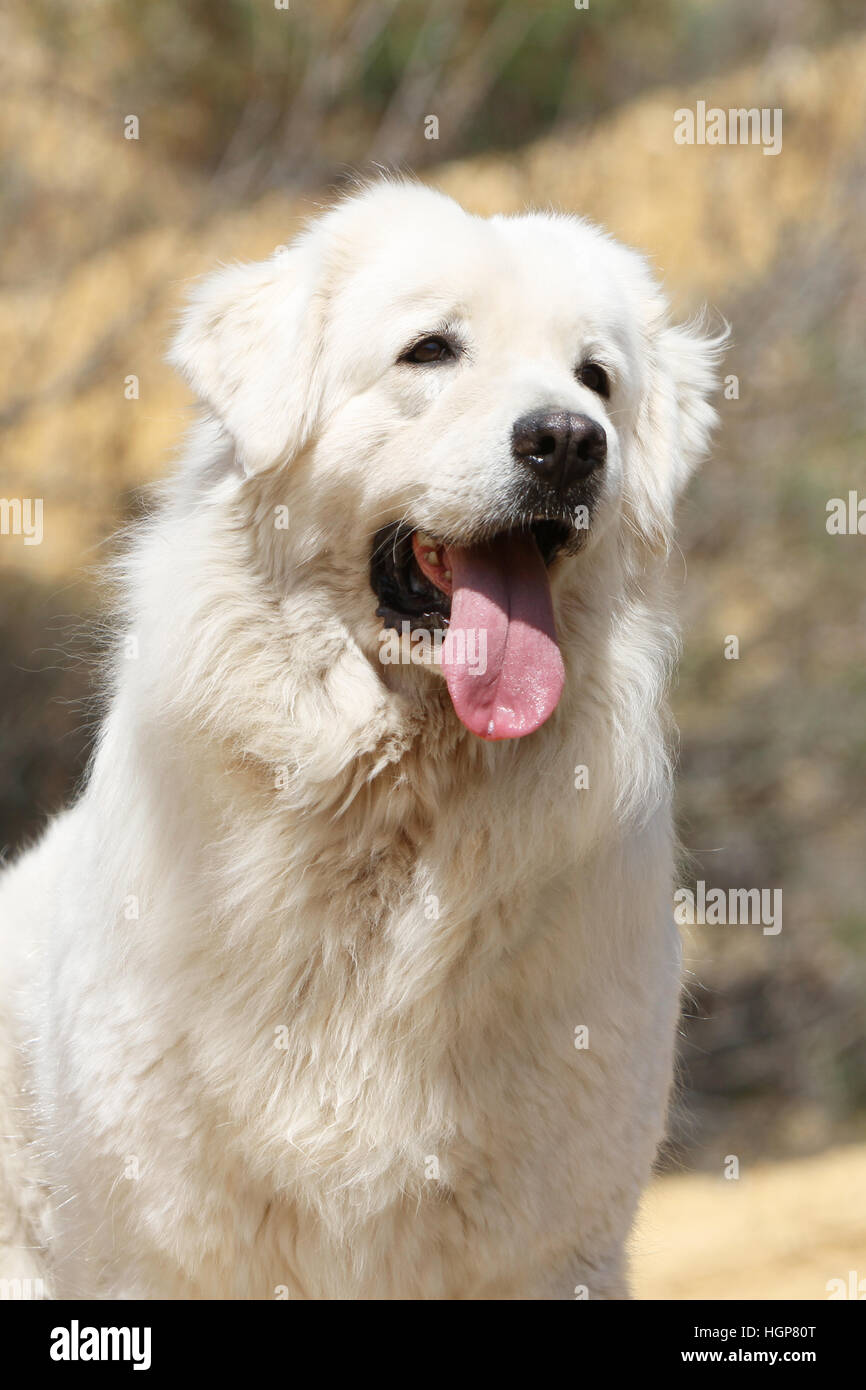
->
512, 410, 607, 493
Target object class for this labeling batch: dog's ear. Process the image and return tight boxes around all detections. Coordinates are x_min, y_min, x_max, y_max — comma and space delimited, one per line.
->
652, 314, 729, 499
624, 311, 727, 555
168, 241, 324, 476
650, 312, 733, 503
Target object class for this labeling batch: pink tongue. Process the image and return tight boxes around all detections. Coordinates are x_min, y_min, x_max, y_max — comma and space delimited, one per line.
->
442, 532, 565, 740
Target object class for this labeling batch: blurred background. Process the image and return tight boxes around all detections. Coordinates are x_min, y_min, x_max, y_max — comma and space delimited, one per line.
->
1, 0, 864, 1298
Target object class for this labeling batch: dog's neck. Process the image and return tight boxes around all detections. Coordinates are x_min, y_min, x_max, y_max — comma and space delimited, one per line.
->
103, 484, 676, 949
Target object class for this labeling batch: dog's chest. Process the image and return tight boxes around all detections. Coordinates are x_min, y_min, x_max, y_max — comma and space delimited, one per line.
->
173, 754, 674, 1296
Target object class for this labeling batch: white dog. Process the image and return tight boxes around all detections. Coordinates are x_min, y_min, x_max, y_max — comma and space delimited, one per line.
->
0, 180, 723, 1299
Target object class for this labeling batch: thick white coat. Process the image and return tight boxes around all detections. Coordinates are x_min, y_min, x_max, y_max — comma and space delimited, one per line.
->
0, 183, 723, 1299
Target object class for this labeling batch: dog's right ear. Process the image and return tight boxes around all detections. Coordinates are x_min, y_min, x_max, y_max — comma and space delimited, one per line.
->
168, 240, 324, 477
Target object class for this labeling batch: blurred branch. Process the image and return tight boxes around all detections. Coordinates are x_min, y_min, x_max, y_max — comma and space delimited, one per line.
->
369, 0, 466, 167
265, 0, 403, 190
433, 0, 536, 159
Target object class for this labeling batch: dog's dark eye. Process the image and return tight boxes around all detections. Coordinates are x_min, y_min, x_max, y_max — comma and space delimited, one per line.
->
400, 335, 455, 364
577, 362, 610, 398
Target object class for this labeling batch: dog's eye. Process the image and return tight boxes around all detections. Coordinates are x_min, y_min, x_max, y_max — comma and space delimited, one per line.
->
577, 362, 610, 398
400, 335, 455, 364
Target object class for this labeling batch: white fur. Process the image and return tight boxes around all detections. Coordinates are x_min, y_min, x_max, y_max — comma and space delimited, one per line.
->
0, 181, 724, 1299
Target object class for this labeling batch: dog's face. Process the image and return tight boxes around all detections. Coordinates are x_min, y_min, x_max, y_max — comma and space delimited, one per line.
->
171, 182, 722, 741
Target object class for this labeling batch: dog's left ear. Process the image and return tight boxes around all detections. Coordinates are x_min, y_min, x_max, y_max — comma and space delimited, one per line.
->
168, 240, 325, 476
650, 314, 730, 500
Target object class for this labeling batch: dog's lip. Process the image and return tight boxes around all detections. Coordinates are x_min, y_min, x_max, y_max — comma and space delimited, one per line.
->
411, 532, 453, 597
370, 523, 451, 632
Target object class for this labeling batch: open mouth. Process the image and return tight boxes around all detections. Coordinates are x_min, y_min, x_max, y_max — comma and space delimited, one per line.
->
370, 518, 575, 630
370, 518, 580, 741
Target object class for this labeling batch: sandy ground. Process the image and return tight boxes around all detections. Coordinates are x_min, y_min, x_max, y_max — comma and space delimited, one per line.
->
632, 1143, 866, 1300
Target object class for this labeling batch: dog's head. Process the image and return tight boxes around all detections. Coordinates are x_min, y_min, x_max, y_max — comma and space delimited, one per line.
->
170, 181, 724, 742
